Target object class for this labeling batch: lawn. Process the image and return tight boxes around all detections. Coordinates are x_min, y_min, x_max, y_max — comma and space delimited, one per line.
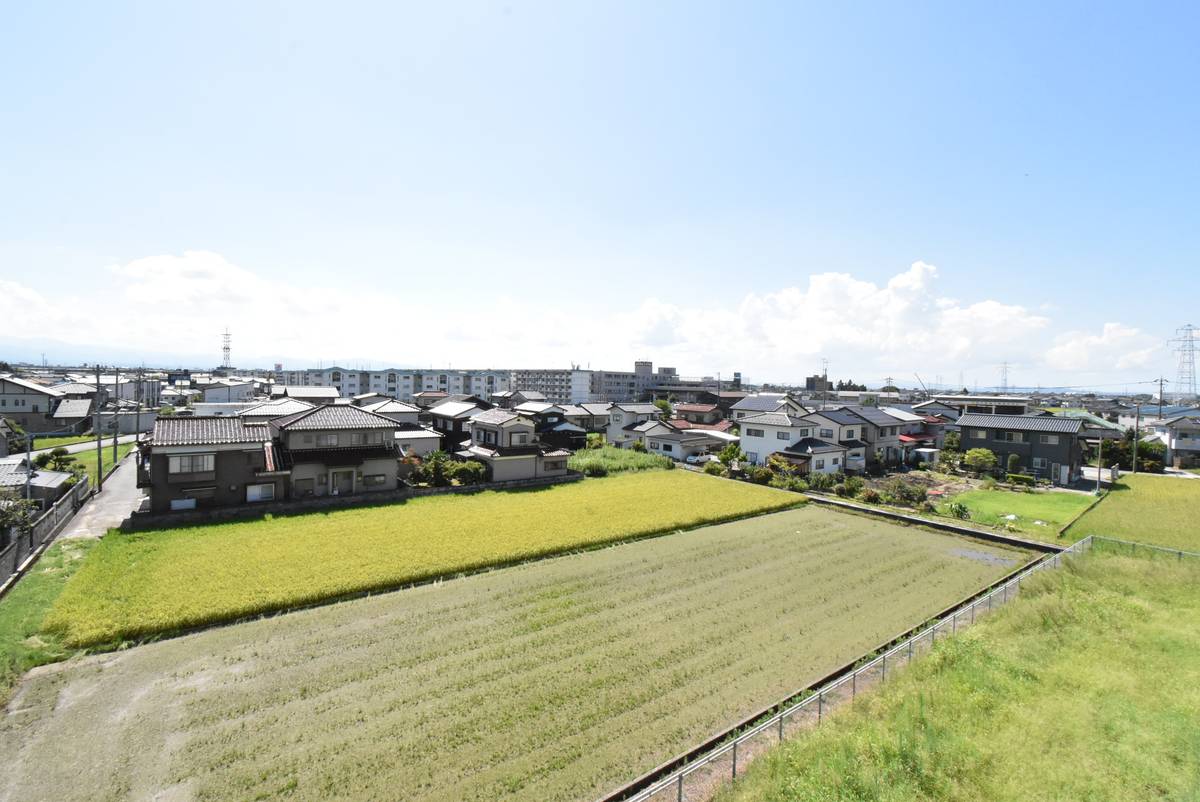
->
0, 539, 96, 702
938, 488, 1094, 538
65, 441, 134, 485
714, 552, 1200, 802
44, 471, 802, 646
567, 444, 674, 475
1, 507, 1029, 802
30, 434, 95, 449
1066, 473, 1200, 550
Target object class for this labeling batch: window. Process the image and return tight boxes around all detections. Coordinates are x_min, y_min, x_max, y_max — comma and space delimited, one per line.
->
246, 483, 275, 503
820, 428, 834, 439
776, 431, 791, 440
612, 413, 623, 423
815, 458, 825, 469
649, 441, 660, 450
995, 432, 1025, 443
832, 457, 840, 465
363, 474, 387, 487
845, 429, 855, 438
1040, 434, 1059, 445
316, 433, 339, 447
514, 433, 528, 445
168, 454, 215, 473
543, 459, 566, 471
1033, 457, 1048, 470
350, 433, 365, 445
662, 443, 673, 452
746, 428, 765, 437
369, 432, 382, 445
799, 428, 810, 437
971, 429, 987, 440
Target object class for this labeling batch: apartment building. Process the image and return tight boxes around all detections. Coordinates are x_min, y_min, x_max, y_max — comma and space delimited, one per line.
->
273, 367, 511, 402
511, 368, 594, 405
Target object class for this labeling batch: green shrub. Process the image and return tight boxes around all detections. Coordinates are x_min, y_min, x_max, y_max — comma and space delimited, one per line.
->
631, 440, 647, 453
843, 475, 865, 496
749, 466, 774, 485
448, 460, 488, 485
859, 488, 881, 504
964, 447, 998, 474
1006, 453, 1021, 475
807, 472, 836, 491
1008, 473, 1035, 487
703, 461, 726, 476
981, 476, 998, 491
585, 433, 605, 449
582, 463, 609, 477
833, 483, 851, 497
945, 501, 971, 520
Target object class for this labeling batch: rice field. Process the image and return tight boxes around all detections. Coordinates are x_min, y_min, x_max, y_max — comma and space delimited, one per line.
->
44, 471, 800, 647
1, 507, 1029, 802
1066, 474, 1200, 550
714, 552, 1200, 802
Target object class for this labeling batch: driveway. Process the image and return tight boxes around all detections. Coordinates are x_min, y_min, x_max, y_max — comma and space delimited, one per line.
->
57, 455, 145, 539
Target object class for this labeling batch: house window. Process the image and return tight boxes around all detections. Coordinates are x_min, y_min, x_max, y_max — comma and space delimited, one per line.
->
363, 474, 387, 487
746, 428, 764, 437
995, 432, 1025, 443
316, 433, 339, 447
971, 429, 987, 440
799, 428, 810, 437
514, 433, 528, 445
168, 454, 215, 473
650, 441, 660, 450
350, 433, 365, 446
815, 458, 825, 469
776, 431, 790, 440
820, 428, 833, 439
1040, 434, 1059, 445
662, 443, 673, 452
369, 432, 383, 445
246, 483, 275, 503
845, 429, 855, 438
832, 457, 840, 465
1033, 457, 1048, 470
612, 413, 623, 423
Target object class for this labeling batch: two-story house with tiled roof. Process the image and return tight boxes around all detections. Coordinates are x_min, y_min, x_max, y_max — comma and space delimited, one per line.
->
269, 406, 401, 498
0, 375, 64, 433
729, 393, 808, 422
606, 403, 664, 448
799, 408, 870, 473
839, 405, 904, 466
953, 413, 1083, 484
458, 409, 571, 481
737, 412, 847, 474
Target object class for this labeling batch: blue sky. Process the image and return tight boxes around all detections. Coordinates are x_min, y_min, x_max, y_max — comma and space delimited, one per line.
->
1, 2, 1196, 390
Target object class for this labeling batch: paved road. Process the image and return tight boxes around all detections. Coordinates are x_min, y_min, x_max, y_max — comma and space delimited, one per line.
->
27, 434, 138, 457
58, 455, 144, 539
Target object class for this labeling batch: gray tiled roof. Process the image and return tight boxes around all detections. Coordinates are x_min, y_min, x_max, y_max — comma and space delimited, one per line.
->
52, 399, 92, 419
239, 398, 315, 418
271, 405, 401, 431
428, 401, 484, 419
783, 437, 846, 456
730, 394, 790, 412
955, 413, 1083, 433
152, 417, 274, 446
613, 403, 661, 414
738, 412, 809, 427
361, 399, 421, 415
472, 408, 523, 426
839, 405, 898, 427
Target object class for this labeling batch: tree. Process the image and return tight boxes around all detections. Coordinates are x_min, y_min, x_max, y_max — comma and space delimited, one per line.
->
1006, 453, 1021, 475
631, 440, 647, 452
653, 399, 671, 418
963, 448, 998, 475
33, 452, 52, 469
49, 447, 75, 471
717, 442, 746, 467
942, 431, 961, 453
0, 488, 37, 535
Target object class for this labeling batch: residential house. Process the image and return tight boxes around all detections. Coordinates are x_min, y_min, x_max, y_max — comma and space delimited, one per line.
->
269, 405, 401, 497
427, 400, 487, 446
359, 399, 421, 425
671, 403, 724, 425
644, 428, 720, 461
238, 398, 316, 424
394, 424, 443, 457
512, 402, 587, 450
273, 385, 340, 405
1144, 414, 1200, 468
840, 405, 903, 466
882, 406, 945, 459
560, 402, 612, 432
735, 412, 811, 465
729, 393, 808, 422
138, 417, 278, 513
457, 409, 571, 481
798, 408, 870, 473
953, 413, 1083, 484
929, 394, 1031, 416
606, 403, 665, 448
0, 375, 64, 432
51, 398, 94, 433
910, 400, 963, 421
1117, 404, 1200, 430
0, 456, 75, 508
202, 379, 257, 403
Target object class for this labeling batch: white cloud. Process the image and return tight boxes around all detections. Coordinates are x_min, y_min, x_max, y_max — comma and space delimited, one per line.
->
0, 252, 1167, 386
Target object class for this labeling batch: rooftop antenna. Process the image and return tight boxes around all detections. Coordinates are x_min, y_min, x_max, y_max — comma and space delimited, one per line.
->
222, 327, 232, 369
1172, 324, 1197, 403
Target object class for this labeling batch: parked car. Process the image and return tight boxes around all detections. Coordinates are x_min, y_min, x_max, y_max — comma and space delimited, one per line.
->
685, 453, 719, 465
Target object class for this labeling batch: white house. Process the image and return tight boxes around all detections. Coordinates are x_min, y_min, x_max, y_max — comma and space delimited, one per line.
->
729, 393, 808, 422
1145, 414, 1200, 469
799, 409, 869, 473
606, 403, 663, 447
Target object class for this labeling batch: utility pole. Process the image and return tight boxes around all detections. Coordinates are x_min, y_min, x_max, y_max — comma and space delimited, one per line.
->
24, 431, 32, 501
95, 363, 104, 492
1154, 377, 1169, 419
1132, 403, 1140, 475
821, 359, 828, 411
112, 367, 119, 463
1095, 436, 1103, 495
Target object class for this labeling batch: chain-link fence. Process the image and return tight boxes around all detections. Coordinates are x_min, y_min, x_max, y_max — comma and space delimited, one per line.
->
612, 536, 1096, 802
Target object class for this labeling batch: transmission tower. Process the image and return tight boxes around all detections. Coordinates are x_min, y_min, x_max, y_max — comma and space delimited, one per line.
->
1173, 324, 1197, 402
222, 327, 232, 369
999, 361, 1010, 393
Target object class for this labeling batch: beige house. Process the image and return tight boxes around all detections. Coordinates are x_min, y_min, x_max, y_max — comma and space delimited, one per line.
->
270, 405, 401, 497
606, 403, 664, 447
457, 409, 570, 482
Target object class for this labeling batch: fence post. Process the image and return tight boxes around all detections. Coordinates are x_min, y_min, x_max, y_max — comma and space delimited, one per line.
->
952, 612, 957, 635
778, 712, 785, 741
818, 691, 823, 722
677, 774, 684, 802
852, 670, 857, 699
732, 740, 738, 778
882, 653, 887, 681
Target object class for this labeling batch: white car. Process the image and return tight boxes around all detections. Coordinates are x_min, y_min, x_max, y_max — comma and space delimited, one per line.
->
685, 454, 718, 465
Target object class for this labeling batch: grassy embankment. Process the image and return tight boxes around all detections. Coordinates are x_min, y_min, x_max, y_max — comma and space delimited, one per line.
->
0, 540, 96, 701
45, 470, 801, 646
1066, 473, 1200, 551
937, 489, 1094, 538
716, 552, 1200, 802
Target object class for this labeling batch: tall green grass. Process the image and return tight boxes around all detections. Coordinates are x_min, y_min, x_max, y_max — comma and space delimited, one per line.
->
567, 445, 673, 475
937, 489, 1093, 537
715, 553, 1200, 802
